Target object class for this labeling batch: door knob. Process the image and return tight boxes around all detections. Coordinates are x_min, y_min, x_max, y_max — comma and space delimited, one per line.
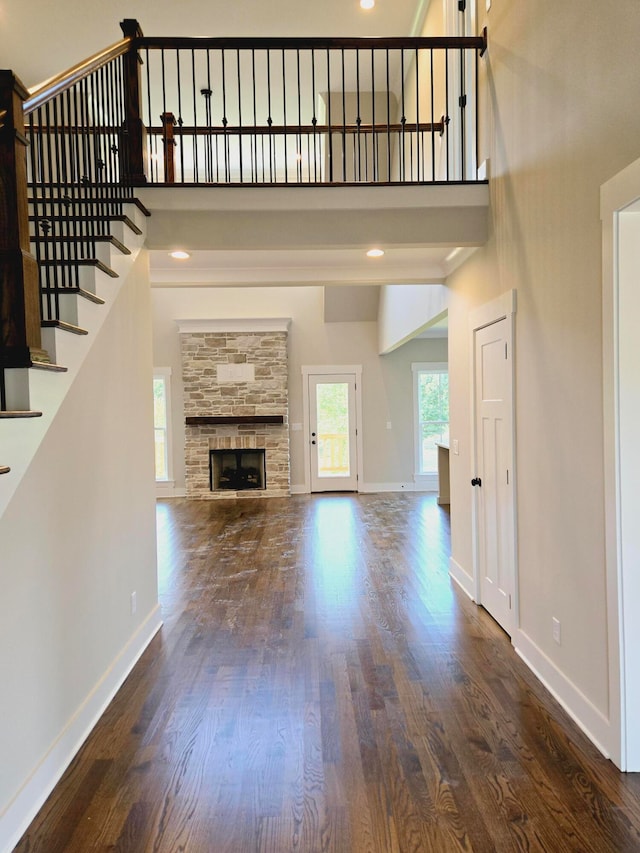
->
471, 477, 482, 487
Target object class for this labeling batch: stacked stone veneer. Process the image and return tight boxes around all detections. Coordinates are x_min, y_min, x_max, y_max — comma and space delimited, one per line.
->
181, 330, 290, 499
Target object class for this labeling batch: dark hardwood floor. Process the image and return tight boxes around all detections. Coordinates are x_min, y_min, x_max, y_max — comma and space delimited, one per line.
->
14, 494, 640, 852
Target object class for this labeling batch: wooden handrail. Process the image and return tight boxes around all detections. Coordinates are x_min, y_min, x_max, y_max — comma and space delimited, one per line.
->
24, 37, 133, 115
137, 33, 487, 52
148, 120, 446, 137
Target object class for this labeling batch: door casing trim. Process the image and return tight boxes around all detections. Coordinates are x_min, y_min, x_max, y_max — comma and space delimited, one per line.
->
301, 365, 364, 494
469, 290, 518, 634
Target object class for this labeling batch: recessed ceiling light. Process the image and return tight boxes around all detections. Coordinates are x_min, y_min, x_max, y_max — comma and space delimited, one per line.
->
366, 248, 384, 258
360, 0, 375, 8
169, 250, 190, 260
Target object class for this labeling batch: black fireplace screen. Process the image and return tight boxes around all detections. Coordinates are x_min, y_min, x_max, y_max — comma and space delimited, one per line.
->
210, 449, 266, 491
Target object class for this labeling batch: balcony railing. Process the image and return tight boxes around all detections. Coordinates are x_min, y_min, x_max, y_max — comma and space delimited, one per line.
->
139, 33, 487, 185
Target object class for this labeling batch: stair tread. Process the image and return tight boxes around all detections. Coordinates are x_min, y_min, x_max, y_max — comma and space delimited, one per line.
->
41, 287, 106, 305
28, 214, 143, 236
28, 191, 151, 217
31, 235, 131, 255
39, 259, 119, 278
41, 320, 89, 336
31, 361, 68, 372
0, 466, 10, 475
0, 410, 43, 418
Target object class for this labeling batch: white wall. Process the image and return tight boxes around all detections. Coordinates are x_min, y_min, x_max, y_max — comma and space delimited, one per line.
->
0, 253, 160, 851
442, 0, 640, 760
151, 285, 447, 493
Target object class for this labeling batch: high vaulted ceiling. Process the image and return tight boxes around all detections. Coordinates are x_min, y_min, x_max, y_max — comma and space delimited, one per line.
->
1, 0, 429, 89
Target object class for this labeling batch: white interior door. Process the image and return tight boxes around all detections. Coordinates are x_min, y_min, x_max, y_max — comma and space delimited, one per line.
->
308, 374, 358, 492
473, 317, 515, 635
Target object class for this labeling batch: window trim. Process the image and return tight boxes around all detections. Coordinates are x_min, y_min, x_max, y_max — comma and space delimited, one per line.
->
412, 362, 449, 480
153, 367, 174, 484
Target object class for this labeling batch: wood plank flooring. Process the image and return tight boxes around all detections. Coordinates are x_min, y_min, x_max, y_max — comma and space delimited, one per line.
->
14, 494, 640, 852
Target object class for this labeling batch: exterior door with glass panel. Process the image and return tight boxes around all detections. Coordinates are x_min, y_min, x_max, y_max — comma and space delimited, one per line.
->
309, 374, 358, 492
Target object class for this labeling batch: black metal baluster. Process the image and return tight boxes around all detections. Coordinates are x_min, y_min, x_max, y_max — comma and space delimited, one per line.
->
58, 89, 74, 292
251, 49, 258, 183
296, 49, 303, 183
356, 49, 361, 182
311, 49, 318, 183
341, 49, 346, 182
370, 48, 375, 182
400, 49, 406, 182
384, 50, 390, 181
160, 48, 168, 181
415, 48, 420, 182
28, 113, 42, 315
221, 48, 229, 183
205, 48, 215, 182
191, 49, 199, 182
474, 43, 479, 182
176, 49, 185, 182
237, 49, 243, 183
445, 49, 450, 181
39, 105, 54, 318
326, 48, 333, 183
282, 48, 288, 184
430, 48, 435, 182
267, 49, 273, 183
143, 48, 153, 181
459, 47, 465, 180
51, 95, 67, 293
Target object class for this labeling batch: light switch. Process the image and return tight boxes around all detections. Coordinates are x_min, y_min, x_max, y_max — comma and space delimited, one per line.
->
453, 439, 459, 455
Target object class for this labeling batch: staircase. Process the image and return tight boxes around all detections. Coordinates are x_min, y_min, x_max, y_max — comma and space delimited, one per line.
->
0, 198, 149, 511
0, 28, 150, 487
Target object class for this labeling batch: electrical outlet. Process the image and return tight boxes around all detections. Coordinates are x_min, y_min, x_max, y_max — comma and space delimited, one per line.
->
386, 421, 392, 430
131, 591, 137, 616
552, 617, 561, 645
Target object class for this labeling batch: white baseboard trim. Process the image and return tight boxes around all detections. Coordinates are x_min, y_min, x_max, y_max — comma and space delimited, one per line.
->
0, 605, 163, 853
514, 629, 613, 761
413, 473, 438, 491
448, 556, 475, 600
156, 483, 186, 498
359, 482, 417, 493
290, 484, 308, 495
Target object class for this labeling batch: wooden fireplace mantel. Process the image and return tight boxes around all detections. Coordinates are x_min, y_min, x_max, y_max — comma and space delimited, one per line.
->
186, 415, 285, 426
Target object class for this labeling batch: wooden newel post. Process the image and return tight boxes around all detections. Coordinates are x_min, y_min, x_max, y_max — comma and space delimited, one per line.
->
160, 112, 177, 183
0, 71, 47, 368
120, 19, 147, 185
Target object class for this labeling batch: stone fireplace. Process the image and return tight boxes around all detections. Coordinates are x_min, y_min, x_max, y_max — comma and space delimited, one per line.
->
178, 319, 290, 499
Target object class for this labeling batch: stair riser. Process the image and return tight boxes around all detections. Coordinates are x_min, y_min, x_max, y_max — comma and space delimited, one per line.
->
48, 291, 105, 330
2, 370, 30, 412
2, 368, 69, 413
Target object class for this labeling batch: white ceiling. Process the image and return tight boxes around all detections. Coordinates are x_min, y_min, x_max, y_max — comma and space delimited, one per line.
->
3, 0, 430, 89
149, 246, 454, 285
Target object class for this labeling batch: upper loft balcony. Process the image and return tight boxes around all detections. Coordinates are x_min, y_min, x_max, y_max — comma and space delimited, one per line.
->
23, 19, 487, 190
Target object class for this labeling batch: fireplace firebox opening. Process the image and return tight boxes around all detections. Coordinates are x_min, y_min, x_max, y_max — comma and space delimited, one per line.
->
210, 449, 266, 492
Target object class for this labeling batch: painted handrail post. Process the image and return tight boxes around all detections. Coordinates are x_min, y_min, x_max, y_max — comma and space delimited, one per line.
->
120, 19, 147, 185
0, 71, 47, 368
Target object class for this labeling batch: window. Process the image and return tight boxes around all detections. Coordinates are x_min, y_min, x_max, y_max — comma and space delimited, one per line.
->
153, 368, 173, 482
413, 363, 449, 474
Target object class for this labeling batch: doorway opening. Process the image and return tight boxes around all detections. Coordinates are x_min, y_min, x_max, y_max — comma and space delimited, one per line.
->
302, 365, 363, 493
